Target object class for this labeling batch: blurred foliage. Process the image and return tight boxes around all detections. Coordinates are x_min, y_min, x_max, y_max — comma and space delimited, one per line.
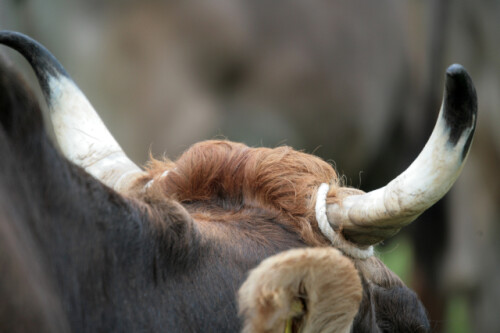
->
377, 236, 414, 286
445, 294, 472, 333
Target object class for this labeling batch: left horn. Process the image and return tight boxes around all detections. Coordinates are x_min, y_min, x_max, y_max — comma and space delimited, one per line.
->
327, 64, 477, 246
0, 31, 144, 192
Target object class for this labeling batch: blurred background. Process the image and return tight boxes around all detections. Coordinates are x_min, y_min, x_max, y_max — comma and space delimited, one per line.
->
1, 0, 499, 332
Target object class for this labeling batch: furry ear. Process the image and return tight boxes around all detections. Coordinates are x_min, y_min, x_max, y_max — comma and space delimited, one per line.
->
238, 247, 362, 333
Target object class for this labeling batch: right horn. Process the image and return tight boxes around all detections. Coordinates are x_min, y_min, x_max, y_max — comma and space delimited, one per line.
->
327, 64, 477, 246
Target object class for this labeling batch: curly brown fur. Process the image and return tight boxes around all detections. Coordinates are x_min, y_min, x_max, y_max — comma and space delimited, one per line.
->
140, 140, 349, 246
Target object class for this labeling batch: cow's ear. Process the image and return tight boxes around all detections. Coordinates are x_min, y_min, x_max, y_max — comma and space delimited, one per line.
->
238, 247, 362, 333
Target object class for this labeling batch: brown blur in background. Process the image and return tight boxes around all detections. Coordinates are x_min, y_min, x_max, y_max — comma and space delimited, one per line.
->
1, 1, 499, 332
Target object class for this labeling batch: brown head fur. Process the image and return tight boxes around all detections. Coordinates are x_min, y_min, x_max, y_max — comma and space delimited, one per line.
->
141, 140, 348, 246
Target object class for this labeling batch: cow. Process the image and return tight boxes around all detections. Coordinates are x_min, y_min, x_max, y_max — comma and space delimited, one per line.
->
0, 31, 477, 332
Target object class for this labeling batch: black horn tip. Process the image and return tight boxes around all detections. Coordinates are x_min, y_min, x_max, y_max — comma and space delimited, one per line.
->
443, 63, 477, 148
0, 31, 70, 103
446, 63, 468, 77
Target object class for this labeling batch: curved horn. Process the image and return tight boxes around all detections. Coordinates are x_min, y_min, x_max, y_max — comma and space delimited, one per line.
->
0, 31, 144, 192
327, 64, 477, 246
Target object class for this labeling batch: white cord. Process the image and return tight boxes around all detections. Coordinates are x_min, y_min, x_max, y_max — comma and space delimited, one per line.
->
315, 183, 373, 259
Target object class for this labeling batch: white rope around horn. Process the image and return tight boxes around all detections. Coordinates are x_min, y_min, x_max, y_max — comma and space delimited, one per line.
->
315, 183, 374, 259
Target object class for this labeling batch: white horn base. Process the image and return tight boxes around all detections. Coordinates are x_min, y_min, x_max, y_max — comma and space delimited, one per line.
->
49, 75, 144, 191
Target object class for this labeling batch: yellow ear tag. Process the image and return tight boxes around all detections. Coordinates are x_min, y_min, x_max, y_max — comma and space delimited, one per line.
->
285, 317, 293, 333
284, 299, 304, 333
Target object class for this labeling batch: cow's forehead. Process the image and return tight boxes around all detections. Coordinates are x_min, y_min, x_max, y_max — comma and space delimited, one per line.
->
139, 139, 340, 246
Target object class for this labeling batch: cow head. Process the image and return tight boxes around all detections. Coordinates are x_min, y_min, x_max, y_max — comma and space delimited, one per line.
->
0, 31, 477, 332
